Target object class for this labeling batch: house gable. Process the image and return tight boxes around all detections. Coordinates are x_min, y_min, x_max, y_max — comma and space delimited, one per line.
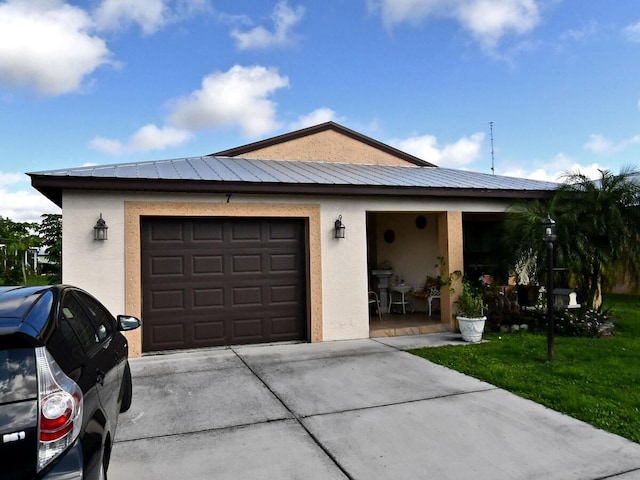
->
212, 121, 434, 167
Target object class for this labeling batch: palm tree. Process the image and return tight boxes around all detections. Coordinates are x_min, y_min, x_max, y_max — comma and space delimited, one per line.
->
554, 166, 640, 309
503, 166, 640, 310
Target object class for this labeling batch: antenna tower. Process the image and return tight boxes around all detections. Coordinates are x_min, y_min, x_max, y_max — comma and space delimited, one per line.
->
489, 121, 495, 175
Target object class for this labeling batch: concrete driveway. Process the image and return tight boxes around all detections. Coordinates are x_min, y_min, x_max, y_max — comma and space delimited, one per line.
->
110, 334, 640, 479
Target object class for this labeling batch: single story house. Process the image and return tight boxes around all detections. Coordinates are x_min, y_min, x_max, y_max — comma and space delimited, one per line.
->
29, 122, 557, 356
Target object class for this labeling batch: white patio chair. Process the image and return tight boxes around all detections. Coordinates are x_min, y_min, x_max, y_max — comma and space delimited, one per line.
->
369, 291, 382, 321
427, 286, 441, 316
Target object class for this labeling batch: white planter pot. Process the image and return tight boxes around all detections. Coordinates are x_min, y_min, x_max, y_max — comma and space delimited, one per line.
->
457, 316, 487, 343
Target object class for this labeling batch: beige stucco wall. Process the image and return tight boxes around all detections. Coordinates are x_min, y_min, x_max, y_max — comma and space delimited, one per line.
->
375, 212, 440, 288
62, 190, 509, 356
62, 195, 127, 316
233, 129, 415, 166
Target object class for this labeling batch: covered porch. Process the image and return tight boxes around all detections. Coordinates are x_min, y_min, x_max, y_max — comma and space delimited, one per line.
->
365, 210, 505, 338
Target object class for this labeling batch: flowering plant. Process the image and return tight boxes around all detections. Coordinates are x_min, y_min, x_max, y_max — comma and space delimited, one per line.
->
555, 309, 606, 337
533, 308, 607, 337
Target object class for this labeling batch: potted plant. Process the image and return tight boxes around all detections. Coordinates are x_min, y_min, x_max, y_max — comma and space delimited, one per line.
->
455, 278, 487, 342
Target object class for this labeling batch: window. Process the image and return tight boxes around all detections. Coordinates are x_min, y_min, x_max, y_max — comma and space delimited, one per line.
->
74, 291, 115, 342
60, 294, 99, 355
0, 348, 37, 403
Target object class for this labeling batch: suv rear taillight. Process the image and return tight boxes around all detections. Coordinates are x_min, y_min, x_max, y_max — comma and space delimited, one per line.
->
35, 347, 83, 472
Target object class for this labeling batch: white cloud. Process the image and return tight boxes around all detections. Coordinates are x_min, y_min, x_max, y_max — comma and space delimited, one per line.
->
129, 124, 193, 151
584, 133, 640, 155
89, 124, 192, 154
584, 134, 614, 155
170, 65, 289, 137
0, 173, 60, 223
501, 153, 607, 183
392, 132, 485, 167
561, 20, 599, 42
231, 1, 304, 50
558, 163, 607, 182
369, 0, 540, 50
88, 137, 124, 155
456, 0, 539, 50
289, 108, 337, 130
623, 21, 640, 42
0, 0, 112, 96
93, 0, 169, 34
367, 0, 438, 26
92, 0, 210, 35
0, 172, 23, 188
92, 65, 289, 154
393, 133, 441, 160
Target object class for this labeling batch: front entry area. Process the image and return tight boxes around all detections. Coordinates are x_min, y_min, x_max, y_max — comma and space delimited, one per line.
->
140, 216, 308, 352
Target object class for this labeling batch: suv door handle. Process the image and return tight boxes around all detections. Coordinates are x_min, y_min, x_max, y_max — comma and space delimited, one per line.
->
96, 369, 105, 386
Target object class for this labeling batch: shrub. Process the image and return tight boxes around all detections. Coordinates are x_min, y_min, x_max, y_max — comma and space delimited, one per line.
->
529, 308, 607, 338
455, 278, 486, 318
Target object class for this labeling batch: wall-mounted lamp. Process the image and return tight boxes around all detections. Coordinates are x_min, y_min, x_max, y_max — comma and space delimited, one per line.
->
94, 213, 108, 241
334, 215, 346, 239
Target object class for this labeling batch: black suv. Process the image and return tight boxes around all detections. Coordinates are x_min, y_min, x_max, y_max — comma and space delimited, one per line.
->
0, 285, 140, 479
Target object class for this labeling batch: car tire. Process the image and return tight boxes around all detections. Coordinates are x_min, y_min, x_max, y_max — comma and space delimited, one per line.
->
119, 362, 133, 413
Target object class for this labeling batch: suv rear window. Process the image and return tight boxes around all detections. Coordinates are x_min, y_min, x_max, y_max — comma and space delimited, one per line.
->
0, 348, 37, 404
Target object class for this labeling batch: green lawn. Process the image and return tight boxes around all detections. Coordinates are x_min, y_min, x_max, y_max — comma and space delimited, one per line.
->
409, 294, 640, 443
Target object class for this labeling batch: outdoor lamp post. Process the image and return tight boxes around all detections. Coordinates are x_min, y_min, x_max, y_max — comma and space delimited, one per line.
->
542, 215, 557, 362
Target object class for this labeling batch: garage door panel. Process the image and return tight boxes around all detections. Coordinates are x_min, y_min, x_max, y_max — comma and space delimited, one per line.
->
269, 253, 298, 272
232, 254, 262, 273
192, 255, 223, 275
192, 222, 223, 242
193, 321, 224, 342
268, 222, 298, 240
271, 316, 301, 335
232, 286, 262, 306
150, 289, 185, 310
233, 318, 263, 339
151, 324, 185, 347
142, 217, 306, 352
193, 288, 224, 308
270, 285, 298, 304
151, 256, 185, 276
231, 222, 262, 241
149, 220, 184, 242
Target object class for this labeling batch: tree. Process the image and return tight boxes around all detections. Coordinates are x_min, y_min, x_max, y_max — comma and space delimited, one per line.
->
0, 216, 40, 285
38, 213, 62, 283
503, 167, 640, 310
554, 167, 640, 309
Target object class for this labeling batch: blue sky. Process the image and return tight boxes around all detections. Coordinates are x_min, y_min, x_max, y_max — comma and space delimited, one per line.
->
1, 0, 640, 221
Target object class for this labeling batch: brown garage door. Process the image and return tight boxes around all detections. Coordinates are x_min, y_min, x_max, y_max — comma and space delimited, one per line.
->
141, 217, 307, 352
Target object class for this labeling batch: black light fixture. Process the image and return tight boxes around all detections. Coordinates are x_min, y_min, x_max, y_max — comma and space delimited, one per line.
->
542, 214, 556, 361
542, 214, 557, 243
94, 213, 108, 241
334, 215, 346, 239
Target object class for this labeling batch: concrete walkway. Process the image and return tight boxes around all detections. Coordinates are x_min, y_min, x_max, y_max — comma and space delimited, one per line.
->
110, 334, 640, 479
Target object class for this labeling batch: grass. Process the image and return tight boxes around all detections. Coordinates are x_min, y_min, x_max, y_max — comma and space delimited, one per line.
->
409, 294, 640, 443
